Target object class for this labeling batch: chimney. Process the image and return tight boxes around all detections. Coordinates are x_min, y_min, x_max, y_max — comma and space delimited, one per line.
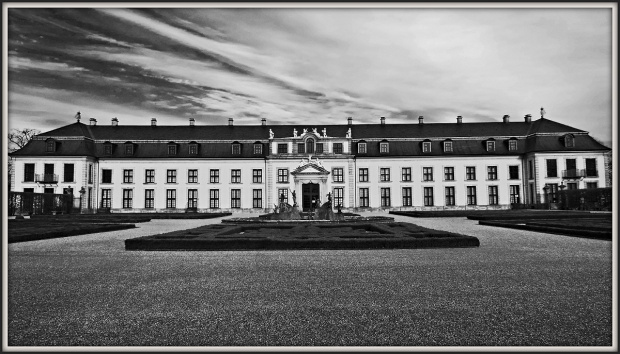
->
189, 117, 195, 126
524, 114, 532, 123
228, 118, 234, 126
347, 117, 353, 125
456, 116, 463, 124
151, 118, 157, 126
89, 118, 97, 126
380, 116, 386, 125
261, 118, 267, 126
418, 116, 424, 124
503, 115, 510, 123
111, 117, 118, 126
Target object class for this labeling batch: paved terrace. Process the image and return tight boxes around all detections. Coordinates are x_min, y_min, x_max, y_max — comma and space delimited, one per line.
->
6, 212, 614, 348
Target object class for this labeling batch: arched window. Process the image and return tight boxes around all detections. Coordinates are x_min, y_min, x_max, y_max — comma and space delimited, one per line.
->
45, 138, 56, 152
306, 138, 315, 154
564, 134, 575, 148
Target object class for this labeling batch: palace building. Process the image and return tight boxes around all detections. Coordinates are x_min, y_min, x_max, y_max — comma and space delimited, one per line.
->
9, 114, 611, 213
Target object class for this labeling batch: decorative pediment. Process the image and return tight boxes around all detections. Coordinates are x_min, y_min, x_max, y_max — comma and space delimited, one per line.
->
291, 155, 330, 175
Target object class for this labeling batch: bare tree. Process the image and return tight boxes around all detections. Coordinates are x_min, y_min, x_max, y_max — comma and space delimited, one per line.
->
8, 128, 40, 191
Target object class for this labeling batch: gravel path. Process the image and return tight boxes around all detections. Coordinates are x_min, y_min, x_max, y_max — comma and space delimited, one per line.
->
7, 212, 613, 347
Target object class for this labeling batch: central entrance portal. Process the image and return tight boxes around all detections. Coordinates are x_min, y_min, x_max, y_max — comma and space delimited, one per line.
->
302, 183, 320, 211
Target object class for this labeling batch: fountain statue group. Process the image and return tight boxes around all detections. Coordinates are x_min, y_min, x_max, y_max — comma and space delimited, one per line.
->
265, 189, 343, 221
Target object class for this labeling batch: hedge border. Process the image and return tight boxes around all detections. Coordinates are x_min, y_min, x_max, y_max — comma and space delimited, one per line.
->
8, 224, 137, 244
478, 220, 611, 240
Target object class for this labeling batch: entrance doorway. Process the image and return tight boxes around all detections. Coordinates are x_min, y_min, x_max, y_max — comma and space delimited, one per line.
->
302, 183, 320, 211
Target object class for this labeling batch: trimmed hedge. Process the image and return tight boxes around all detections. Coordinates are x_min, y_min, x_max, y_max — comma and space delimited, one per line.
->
479, 219, 611, 240
9, 223, 136, 243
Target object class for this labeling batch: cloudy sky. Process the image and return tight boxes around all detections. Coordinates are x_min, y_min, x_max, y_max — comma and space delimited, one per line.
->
6, 5, 614, 145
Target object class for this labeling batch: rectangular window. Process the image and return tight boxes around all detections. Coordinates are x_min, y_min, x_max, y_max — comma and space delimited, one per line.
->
101, 189, 111, 208
23, 188, 34, 193
232, 144, 241, 155
510, 185, 520, 204
102, 169, 112, 184
333, 187, 344, 208
546, 159, 557, 178
423, 167, 433, 181
488, 186, 499, 205
253, 189, 263, 208
424, 187, 434, 206
547, 183, 558, 203
509, 166, 519, 180
380, 168, 390, 182
380, 142, 389, 154
359, 188, 369, 207
467, 186, 477, 205
188, 189, 198, 209
122, 189, 133, 208
445, 186, 455, 206
358, 143, 367, 154
278, 143, 288, 154
380, 188, 391, 207
278, 189, 289, 204
567, 182, 578, 190
168, 145, 177, 155
586, 182, 598, 189
145, 189, 155, 209
123, 169, 133, 183
166, 189, 177, 208
402, 187, 412, 207
46, 140, 55, 152
231, 169, 241, 183
466, 167, 476, 180
252, 169, 262, 183
167, 169, 177, 183
124, 144, 133, 155
333, 143, 343, 154
528, 160, 534, 179
297, 143, 305, 154
332, 168, 344, 182
24, 163, 35, 182
444, 141, 453, 152
145, 169, 155, 183
210, 189, 220, 208
444, 167, 454, 181
316, 143, 324, 153
509, 139, 518, 151
585, 158, 598, 177
188, 169, 198, 183
210, 169, 219, 183
422, 142, 431, 153
277, 169, 289, 183
64, 164, 74, 183
231, 189, 241, 208
88, 164, 93, 184
254, 144, 262, 155
189, 144, 198, 155
104, 144, 112, 155
402, 167, 411, 182
359, 168, 369, 182
486, 141, 495, 152
487, 166, 497, 180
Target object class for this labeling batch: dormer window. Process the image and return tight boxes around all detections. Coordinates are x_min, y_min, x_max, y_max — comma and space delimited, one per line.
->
486, 139, 495, 152
422, 140, 432, 153
380, 140, 389, 154
564, 134, 575, 148
124, 142, 134, 156
189, 142, 198, 155
45, 139, 56, 152
232, 142, 241, 155
358, 141, 367, 154
168, 142, 177, 156
104, 142, 113, 155
443, 140, 453, 153
306, 138, 315, 154
253, 142, 263, 155
508, 138, 518, 151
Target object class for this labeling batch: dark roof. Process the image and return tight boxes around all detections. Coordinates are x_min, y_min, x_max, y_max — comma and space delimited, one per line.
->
13, 117, 607, 158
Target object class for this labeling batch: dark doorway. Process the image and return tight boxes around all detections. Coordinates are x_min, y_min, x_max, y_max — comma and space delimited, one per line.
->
302, 183, 320, 211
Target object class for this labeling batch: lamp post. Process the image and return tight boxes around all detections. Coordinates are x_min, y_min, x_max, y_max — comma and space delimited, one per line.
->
79, 187, 86, 214
542, 185, 550, 210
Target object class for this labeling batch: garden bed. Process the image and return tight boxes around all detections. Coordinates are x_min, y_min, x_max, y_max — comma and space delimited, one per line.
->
30, 212, 232, 220
125, 221, 479, 251
8, 220, 136, 243
390, 209, 610, 219
479, 218, 612, 240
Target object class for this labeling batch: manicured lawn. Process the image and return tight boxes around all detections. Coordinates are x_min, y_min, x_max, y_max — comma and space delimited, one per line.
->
7, 215, 613, 347
125, 222, 480, 250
